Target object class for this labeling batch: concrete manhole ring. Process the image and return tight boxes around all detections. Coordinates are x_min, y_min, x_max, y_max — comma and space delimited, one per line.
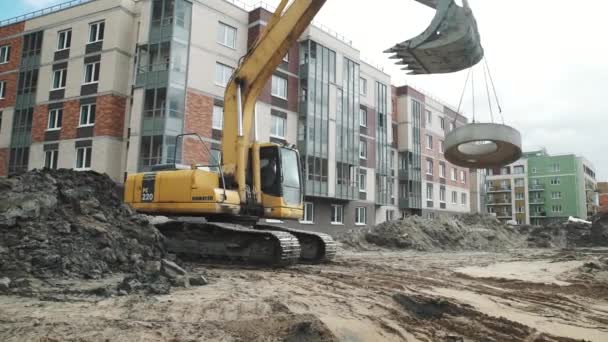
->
444, 123, 522, 169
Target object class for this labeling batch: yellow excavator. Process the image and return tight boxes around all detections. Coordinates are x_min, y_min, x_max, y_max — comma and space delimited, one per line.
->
124, 0, 483, 266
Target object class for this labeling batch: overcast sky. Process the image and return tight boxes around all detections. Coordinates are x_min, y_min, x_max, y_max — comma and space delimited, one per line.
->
256, 0, 608, 181
4, 0, 607, 180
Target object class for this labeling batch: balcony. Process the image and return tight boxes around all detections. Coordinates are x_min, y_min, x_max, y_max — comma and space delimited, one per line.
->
487, 186, 512, 193
529, 198, 545, 204
529, 184, 545, 191
530, 213, 547, 218
487, 199, 512, 206
496, 212, 513, 219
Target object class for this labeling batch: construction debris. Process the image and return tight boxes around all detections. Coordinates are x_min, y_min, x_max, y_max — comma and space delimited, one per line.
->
0, 169, 202, 296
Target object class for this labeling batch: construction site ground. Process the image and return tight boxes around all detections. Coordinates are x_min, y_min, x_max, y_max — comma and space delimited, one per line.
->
2, 247, 608, 342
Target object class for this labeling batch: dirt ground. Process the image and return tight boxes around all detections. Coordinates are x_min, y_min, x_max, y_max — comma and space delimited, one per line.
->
1, 248, 608, 342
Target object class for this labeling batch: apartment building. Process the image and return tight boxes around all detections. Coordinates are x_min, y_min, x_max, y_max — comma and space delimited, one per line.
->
393, 86, 471, 219
599, 182, 608, 212
0, 0, 406, 232
483, 149, 598, 224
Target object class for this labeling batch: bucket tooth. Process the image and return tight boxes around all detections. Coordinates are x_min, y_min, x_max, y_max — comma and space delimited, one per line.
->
386, 0, 484, 74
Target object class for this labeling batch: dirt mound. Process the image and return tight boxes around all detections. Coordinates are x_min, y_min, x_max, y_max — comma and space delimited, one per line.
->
339, 214, 526, 251
0, 169, 165, 283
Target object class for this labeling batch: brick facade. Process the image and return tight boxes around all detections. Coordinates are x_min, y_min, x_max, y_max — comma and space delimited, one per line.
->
0, 22, 24, 75
0, 148, 8, 176
183, 89, 214, 164
95, 95, 126, 137
59, 100, 81, 140
0, 72, 18, 109
31, 104, 49, 142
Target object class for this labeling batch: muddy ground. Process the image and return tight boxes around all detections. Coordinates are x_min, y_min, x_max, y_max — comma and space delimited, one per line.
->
1, 248, 607, 342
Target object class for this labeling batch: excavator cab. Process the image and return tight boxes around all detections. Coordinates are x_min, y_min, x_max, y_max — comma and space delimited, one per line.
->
257, 144, 303, 220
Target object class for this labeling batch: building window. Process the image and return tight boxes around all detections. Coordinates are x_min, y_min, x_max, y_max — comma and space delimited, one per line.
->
550, 177, 561, 185
331, 205, 343, 224
271, 75, 288, 99
358, 169, 367, 192
439, 140, 444, 154
440, 187, 446, 202
516, 193, 525, 200
359, 140, 367, 159
215, 63, 234, 87
452, 191, 458, 204
515, 178, 525, 187
426, 135, 433, 149
140, 135, 163, 167
57, 29, 72, 50
516, 206, 524, 213
532, 167, 537, 174
271, 114, 286, 139
79, 104, 96, 127
0, 45, 10, 64
552, 205, 563, 213
47, 108, 63, 130
426, 159, 433, 175
440, 117, 445, 130
359, 108, 367, 127
44, 149, 59, 170
426, 184, 434, 200
360, 77, 367, 95
217, 22, 237, 49
88, 21, 105, 43
451, 168, 457, 181
301, 202, 314, 223
552, 163, 561, 172
449, 122, 455, 131
514, 165, 525, 174
83, 62, 100, 84
440, 163, 446, 178
461, 193, 467, 205
460, 170, 466, 184
552, 192, 562, 200
212, 105, 223, 130
426, 110, 432, 125
52, 69, 67, 90
0, 80, 5, 99
355, 207, 366, 225
75, 146, 92, 170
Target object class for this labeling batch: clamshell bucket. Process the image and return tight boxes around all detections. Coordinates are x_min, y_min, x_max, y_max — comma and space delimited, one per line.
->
386, 0, 484, 74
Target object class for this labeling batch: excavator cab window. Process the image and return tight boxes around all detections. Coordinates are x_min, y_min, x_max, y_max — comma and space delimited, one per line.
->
260, 146, 281, 196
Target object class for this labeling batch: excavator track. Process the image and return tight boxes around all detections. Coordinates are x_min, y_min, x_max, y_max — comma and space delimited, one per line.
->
255, 224, 337, 264
156, 218, 301, 267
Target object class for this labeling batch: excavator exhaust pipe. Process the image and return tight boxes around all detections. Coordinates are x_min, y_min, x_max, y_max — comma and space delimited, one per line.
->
386, 0, 484, 74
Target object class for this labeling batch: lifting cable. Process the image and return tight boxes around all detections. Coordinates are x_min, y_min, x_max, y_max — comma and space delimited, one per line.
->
455, 67, 472, 126
484, 57, 505, 124
483, 61, 495, 123
471, 65, 476, 123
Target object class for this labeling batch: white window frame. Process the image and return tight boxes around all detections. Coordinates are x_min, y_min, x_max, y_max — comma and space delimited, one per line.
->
450, 168, 457, 181
515, 178, 525, 187
426, 184, 434, 201
360, 77, 367, 95
532, 167, 537, 174
57, 29, 72, 51
47, 108, 62, 131
426, 134, 433, 150
439, 164, 446, 179
270, 114, 286, 139
516, 193, 525, 200
300, 202, 314, 224
516, 206, 524, 213
88, 21, 105, 43
212, 105, 223, 130
217, 22, 237, 49
355, 207, 367, 226
426, 110, 432, 125
271, 75, 288, 99
359, 108, 367, 127
552, 192, 562, 200
331, 204, 344, 225
440, 187, 446, 203
52, 69, 67, 90
359, 140, 367, 159
452, 191, 458, 204
426, 159, 433, 176
44, 149, 59, 170
440, 117, 445, 130
0, 45, 9, 64
460, 170, 466, 184
439, 140, 444, 154
550, 177, 561, 185
79, 104, 96, 127
461, 193, 467, 206
83, 62, 100, 84
552, 163, 561, 172
552, 205, 563, 213
75, 146, 92, 170
0, 80, 5, 99
215, 62, 234, 87
358, 170, 367, 193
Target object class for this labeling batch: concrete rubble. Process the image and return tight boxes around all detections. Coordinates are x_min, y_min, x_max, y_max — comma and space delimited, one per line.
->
0, 169, 207, 297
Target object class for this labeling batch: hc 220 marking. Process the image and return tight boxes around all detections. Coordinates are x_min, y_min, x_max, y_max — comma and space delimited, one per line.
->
141, 173, 156, 203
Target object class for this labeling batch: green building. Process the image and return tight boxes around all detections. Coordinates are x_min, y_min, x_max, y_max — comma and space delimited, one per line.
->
525, 149, 597, 225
